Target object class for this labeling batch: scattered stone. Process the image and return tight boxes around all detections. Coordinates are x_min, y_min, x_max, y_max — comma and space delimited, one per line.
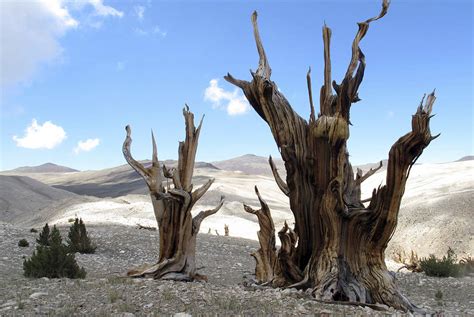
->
29, 292, 48, 299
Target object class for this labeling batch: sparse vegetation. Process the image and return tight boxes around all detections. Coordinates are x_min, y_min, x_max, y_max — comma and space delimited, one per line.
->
18, 239, 29, 247
420, 248, 463, 277
108, 289, 121, 303
66, 218, 96, 254
23, 225, 86, 279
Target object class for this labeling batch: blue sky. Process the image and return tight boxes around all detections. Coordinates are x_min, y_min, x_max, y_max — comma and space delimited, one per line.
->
1, 0, 472, 171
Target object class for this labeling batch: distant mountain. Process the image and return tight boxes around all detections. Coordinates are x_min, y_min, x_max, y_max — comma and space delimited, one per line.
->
456, 155, 474, 162
354, 159, 388, 174
0, 175, 90, 226
1, 160, 219, 199
10, 163, 78, 173
213, 154, 285, 176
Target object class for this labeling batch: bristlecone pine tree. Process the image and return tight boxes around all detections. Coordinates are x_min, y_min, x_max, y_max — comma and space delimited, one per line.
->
67, 218, 96, 254
24, 225, 86, 279
36, 223, 50, 246
230, 1, 438, 312
123, 106, 224, 281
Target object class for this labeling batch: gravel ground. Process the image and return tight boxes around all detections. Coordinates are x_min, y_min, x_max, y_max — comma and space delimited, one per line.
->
0, 223, 472, 316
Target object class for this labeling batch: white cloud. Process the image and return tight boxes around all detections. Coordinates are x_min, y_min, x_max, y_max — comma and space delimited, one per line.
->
74, 138, 100, 154
0, 0, 122, 87
134, 5, 145, 21
135, 25, 167, 37
204, 79, 250, 116
13, 119, 67, 149
0, 0, 77, 87
152, 26, 167, 37
87, 0, 123, 18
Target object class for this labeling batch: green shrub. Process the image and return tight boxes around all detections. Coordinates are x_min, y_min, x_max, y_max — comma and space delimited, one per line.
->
36, 223, 51, 246
66, 218, 96, 254
18, 239, 29, 247
30, 228, 38, 233
23, 225, 86, 279
420, 248, 462, 277
68, 218, 75, 223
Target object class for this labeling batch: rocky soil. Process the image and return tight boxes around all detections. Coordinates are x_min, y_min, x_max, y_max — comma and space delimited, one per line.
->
0, 222, 472, 316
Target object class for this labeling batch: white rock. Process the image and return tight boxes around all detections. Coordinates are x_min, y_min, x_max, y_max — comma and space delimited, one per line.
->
144, 303, 153, 309
29, 292, 48, 299
173, 313, 192, 317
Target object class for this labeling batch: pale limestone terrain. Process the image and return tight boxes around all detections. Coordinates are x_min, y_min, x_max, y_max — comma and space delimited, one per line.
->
1, 157, 473, 258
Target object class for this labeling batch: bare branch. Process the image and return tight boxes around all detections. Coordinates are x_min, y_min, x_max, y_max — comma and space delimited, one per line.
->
224, 73, 249, 89
123, 125, 150, 182
178, 106, 200, 191
251, 11, 271, 79
307, 67, 316, 123
191, 178, 215, 203
321, 24, 333, 115
345, 0, 389, 79
151, 130, 159, 167
193, 196, 225, 233
243, 203, 258, 215
269, 156, 289, 196
355, 160, 383, 185
371, 90, 437, 245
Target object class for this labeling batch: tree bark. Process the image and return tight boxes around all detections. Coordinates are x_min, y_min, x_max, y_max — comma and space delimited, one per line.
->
226, 1, 437, 312
123, 106, 224, 281
243, 185, 302, 287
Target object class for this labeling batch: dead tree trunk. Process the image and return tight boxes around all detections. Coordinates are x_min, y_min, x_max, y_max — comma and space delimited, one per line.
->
226, 1, 438, 312
243, 186, 302, 287
123, 106, 224, 281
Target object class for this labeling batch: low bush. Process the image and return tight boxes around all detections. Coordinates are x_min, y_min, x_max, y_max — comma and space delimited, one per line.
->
30, 228, 38, 233
23, 225, 86, 279
420, 248, 462, 277
18, 239, 29, 247
66, 218, 96, 254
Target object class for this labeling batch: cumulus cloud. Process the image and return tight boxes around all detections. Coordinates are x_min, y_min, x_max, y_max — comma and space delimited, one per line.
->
74, 138, 100, 154
0, 0, 122, 87
134, 5, 145, 20
204, 79, 250, 116
13, 119, 67, 149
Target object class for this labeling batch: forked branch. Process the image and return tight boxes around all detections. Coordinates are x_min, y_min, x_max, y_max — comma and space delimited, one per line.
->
370, 91, 438, 244
123, 126, 162, 191
192, 178, 215, 203
269, 156, 289, 196
193, 195, 225, 233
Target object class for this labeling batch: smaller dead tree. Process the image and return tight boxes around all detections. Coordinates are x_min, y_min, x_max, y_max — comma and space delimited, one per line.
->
243, 186, 302, 286
224, 224, 229, 236
123, 106, 224, 281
